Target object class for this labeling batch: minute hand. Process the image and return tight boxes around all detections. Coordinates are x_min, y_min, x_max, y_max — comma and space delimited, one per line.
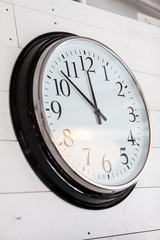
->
60, 70, 107, 121
86, 71, 101, 124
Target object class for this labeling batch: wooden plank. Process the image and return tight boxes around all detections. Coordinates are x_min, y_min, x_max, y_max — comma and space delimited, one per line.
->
14, 6, 160, 76
0, 91, 16, 140
0, 141, 48, 193
133, 71, 160, 111
50, 1, 160, 45
0, 188, 160, 240
0, 1, 18, 46
3, 0, 160, 44
0, 45, 21, 91
14, 5, 57, 48
150, 111, 160, 148
92, 229, 160, 240
137, 147, 160, 188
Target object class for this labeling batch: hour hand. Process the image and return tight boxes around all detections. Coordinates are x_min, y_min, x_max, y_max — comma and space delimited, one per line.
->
60, 71, 107, 122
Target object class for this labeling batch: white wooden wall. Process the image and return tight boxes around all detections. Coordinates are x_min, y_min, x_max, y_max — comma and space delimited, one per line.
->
0, 0, 160, 239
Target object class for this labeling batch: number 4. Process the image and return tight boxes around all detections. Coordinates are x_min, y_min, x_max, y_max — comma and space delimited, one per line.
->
128, 129, 136, 145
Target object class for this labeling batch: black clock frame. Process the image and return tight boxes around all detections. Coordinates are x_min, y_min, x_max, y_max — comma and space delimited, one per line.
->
10, 32, 136, 209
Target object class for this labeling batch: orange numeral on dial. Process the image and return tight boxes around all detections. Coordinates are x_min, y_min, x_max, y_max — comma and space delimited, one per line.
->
82, 148, 91, 166
63, 129, 74, 147
102, 154, 112, 173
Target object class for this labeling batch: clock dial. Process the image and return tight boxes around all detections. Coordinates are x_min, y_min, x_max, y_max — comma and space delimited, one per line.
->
33, 37, 150, 191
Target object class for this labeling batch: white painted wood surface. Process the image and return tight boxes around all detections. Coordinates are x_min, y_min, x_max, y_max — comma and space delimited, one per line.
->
96, 230, 160, 240
0, 0, 160, 239
0, 1, 18, 46
1, 188, 160, 240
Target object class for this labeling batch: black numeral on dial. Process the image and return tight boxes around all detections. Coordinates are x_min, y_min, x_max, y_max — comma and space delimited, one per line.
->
64, 61, 79, 78
53, 79, 70, 97
120, 148, 129, 165
116, 82, 125, 97
128, 129, 136, 145
102, 65, 109, 81
79, 56, 95, 72
51, 100, 62, 120
128, 107, 136, 122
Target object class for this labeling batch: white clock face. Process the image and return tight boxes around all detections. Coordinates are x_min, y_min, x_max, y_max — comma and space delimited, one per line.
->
34, 37, 151, 191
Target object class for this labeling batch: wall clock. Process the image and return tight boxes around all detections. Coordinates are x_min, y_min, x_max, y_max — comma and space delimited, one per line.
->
10, 32, 151, 209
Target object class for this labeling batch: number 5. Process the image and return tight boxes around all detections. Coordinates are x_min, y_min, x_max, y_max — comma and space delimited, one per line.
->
120, 148, 128, 165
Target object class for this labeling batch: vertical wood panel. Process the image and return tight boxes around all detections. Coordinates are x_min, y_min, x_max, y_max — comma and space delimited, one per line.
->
0, 1, 18, 46
0, 91, 16, 140
0, 141, 48, 193
0, 45, 21, 91
14, 5, 57, 47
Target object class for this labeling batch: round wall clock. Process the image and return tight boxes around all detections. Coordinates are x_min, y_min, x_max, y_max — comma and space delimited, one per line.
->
10, 32, 151, 209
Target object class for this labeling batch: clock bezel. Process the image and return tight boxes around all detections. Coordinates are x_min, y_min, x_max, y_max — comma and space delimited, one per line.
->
10, 32, 151, 209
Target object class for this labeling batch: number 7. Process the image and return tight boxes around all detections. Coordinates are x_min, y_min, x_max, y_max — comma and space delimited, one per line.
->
83, 148, 91, 165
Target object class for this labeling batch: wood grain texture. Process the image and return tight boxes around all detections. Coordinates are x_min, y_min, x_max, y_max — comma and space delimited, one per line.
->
133, 71, 160, 111
0, 0, 160, 239
0, 188, 160, 240
0, 45, 21, 91
13, 5, 160, 77
93, 229, 160, 240
0, 91, 16, 140
0, 1, 18, 46
0, 141, 48, 193
2, 0, 160, 44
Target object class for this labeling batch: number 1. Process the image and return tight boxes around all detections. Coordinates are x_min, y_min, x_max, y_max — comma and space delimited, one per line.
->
64, 61, 79, 78
102, 66, 109, 81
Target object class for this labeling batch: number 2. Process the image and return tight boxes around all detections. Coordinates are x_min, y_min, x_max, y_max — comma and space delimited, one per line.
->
116, 82, 125, 97
79, 56, 95, 72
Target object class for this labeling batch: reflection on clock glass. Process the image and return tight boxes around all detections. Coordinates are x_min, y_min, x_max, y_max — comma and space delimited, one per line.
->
38, 37, 150, 188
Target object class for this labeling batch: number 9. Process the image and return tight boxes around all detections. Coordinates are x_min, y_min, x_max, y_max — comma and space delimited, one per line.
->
51, 100, 62, 120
